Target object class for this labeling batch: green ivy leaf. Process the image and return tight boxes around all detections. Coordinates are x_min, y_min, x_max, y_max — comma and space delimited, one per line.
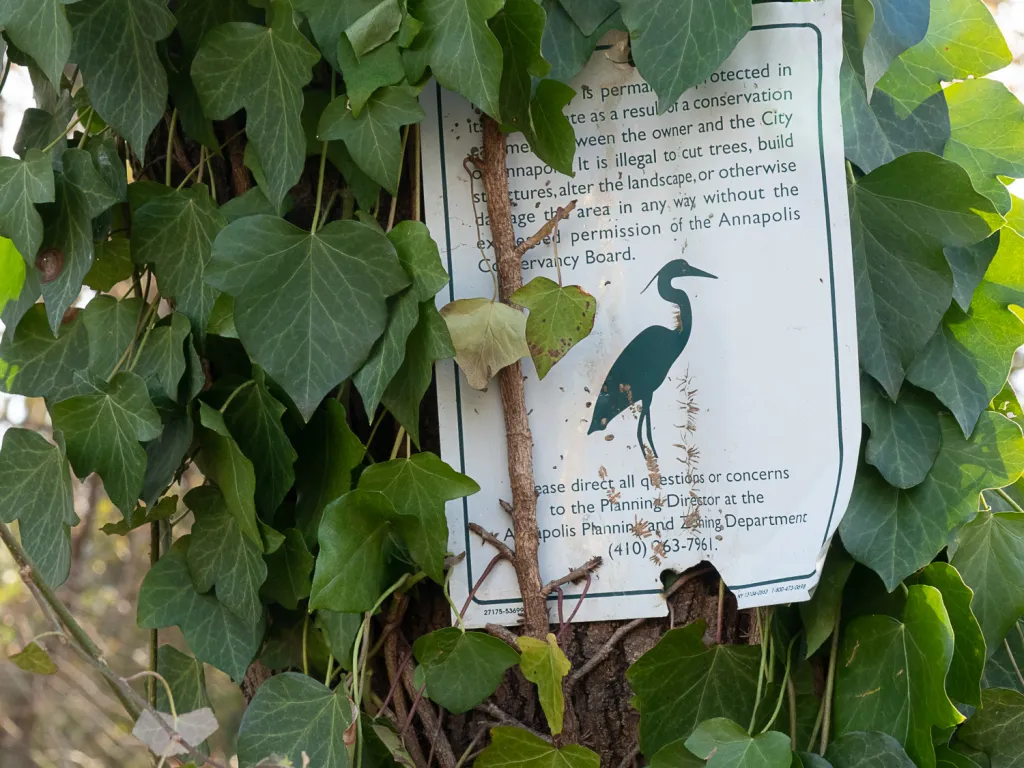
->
261, 528, 314, 610
319, 85, 425, 195
66, 0, 175, 154
195, 402, 262, 548
860, 376, 941, 489
474, 727, 599, 768
914, 562, 986, 707
358, 452, 480, 582
619, 0, 751, 111
842, 412, 1024, 589
294, 400, 364, 547
947, 235, 1000, 314
101, 495, 177, 536
799, 544, 855, 657
0, 0, 72, 86
138, 536, 264, 681
684, 718, 792, 768
413, 628, 519, 713
950, 508, 1024, 658
9, 641, 58, 676
174, 0, 262, 61
982, 619, 1024, 693
222, 374, 297, 519
237, 672, 353, 768
346, 0, 403, 57
908, 229, 1024, 438
853, 0, 929, 99
184, 486, 268, 626
540, 1, 621, 85
877, 0, 1011, 118
0, 238, 25, 317
556, 0, 618, 36
849, 152, 1001, 399
834, 584, 964, 768
81, 295, 141, 378
141, 413, 193, 508
301, 91, 381, 208
0, 428, 77, 587
511, 277, 595, 379
825, 732, 916, 768
0, 303, 89, 401
626, 621, 761, 756
206, 216, 409, 421
492, 0, 549, 131
316, 610, 362, 670
132, 184, 226, 337
959, 688, 1024, 768
191, 11, 320, 209
518, 633, 570, 735
381, 302, 455, 446
157, 644, 213, 757
0, 150, 53, 269
441, 298, 529, 391
85, 235, 132, 292
51, 372, 161, 515
134, 314, 190, 404
525, 79, 577, 176
404, 0, 504, 117
648, 740, 707, 768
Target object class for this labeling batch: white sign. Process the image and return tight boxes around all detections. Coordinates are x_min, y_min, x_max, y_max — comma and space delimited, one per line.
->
422, 0, 860, 627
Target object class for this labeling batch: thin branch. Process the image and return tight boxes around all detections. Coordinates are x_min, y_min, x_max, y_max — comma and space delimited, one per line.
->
819, 607, 841, 754
513, 200, 577, 259
460, 553, 505, 618
541, 556, 602, 597
474, 703, 551, 743
469, 522, 516, 562
484, 624, 520, 647
557, 571, 593, 640
614, 746, 640, 768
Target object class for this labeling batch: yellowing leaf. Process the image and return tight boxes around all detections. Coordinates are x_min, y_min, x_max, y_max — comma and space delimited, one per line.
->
440, 298, 529, 390
518, 633, 571, 735
510, 277, 596, 379
0, 238, 25, 317
9, 641, 58, 675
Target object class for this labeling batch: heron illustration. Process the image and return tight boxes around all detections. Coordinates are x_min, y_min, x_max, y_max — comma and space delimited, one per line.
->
588, 259, 717, 457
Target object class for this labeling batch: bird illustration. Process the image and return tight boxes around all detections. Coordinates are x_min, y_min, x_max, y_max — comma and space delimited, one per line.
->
588, 259, 717, 457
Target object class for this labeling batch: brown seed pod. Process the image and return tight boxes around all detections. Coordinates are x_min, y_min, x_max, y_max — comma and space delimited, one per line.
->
35, 248, 64, 283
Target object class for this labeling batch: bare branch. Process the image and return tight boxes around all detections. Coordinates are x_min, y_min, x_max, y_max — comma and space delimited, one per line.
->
513, 200, 578, 259
541, 556, 602, 597
469, 522, 516, 562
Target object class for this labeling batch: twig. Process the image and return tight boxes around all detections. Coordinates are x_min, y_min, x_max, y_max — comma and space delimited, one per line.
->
399, 640, 457, 768
787, 676, 798, 749
513, 200, 577, 259
716, 578, 726, 644
557, 571, 593, 640
385, 633, 428, 768
541, 557, 602, 596
474, 703, 551, 742
469, 522, 516, 563
485, 624, 520, 647
819, 607, 841, 754
461, 553, 505, 618
615, 746, 640, 768
1007, 638, 1024, 689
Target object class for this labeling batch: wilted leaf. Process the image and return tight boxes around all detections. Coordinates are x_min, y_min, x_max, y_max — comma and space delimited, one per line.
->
440, 298, 529, 390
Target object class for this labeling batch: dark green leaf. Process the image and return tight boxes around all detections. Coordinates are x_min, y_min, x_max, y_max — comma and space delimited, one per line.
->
540, 1, 621, 85
981, 618, 1024, 693
156, 645, 213, 757
619, 0, 751, 110
316, 611, 362, 670
133, 314, 190, 404
855, 0, 929, 98
511, 277, 595, 379
518, 633, 570, 735
474, 727, 599, 768
9, 641, 58, 675
556, 0, 618, 36
648, 740, 707, 768
66, 0, 175, 154
258, 609, 331, 672
860, 376, 940, 488
346, 0, 402, 57
0, 0, 72, 86
388, 211, 451, 302
51, 371, 161, 515
948, 234, 1001, 313
413, 628, 519, 713
685, 718, 792, 768
525, 79, 577, 176
0, 428, 77, 587
800, 544, 855, 657
825, 732, 916, 768
261, 528, 314, 610
492, 0, 549, 130
85, 235, 133, 292
141, 412, 193, 508
101, 495, 177, 536
834, 585, 964, 768
353, 293, 420, 420
191, 12, 320, 209
138, 536, 264, 682
0, 303, 89, 401
301, 90, 381, 207
849, 152, 1001, 398
237, 672, 353, 768
0, 150, 53, 268
959, 688, 1024, 768
206, 216, 408, 420
174, 0, 261, 61
626, 621, 761, 756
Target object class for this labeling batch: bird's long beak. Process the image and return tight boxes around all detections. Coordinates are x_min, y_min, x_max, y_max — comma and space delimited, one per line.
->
641, 273, 659, 294
690, 266, 717, 279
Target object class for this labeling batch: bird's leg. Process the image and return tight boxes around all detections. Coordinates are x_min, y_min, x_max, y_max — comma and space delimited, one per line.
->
636, 406, 646, 456
645, 406, 657, 458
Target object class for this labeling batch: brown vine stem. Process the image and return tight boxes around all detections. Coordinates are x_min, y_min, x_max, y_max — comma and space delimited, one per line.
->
819, 606, 841, 754
513, 200, 577, 259
541, 556, 602, 597
480, 115, 547, 638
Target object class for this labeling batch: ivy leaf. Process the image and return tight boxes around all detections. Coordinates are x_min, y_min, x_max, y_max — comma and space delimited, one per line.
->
346, 0, 403, 57
184, 486, 268, 626
85, 235, 133, 292
684, 718, 792, 768
138, 536, 264, 682
206, 215, 409, 421
174, 0, 261, 61
318, 85, 425, 195
309, 490, 393, 613
854, 0, 929, 99
0, 0, 72, 86
294, 400, 364, 547
474, 727, 599, 768
525, 79, 577, 176
860, 376, 941, 489
914, 562, 986, 707
0, 303, 89, 402
101, 495, 177, 536
799, 544, 855, 657
413, 628, 520, 713
359, 452, 480, 582
0, 238, 25, 317
38, 148, 121, 334
648, 741, 707, 768
944, 79, 1024, 216
133, 708, 218, 758
959, 688, 1024, 768
131, 184, 226, 337
191, 11, 320, 210
849, 152, 1001, 399
877, 0, 1011, 118
133, 314, 190, 404
626, 621, 761, 756
834, 584, 964, 768
81, 296, 139, 379
908, 229, 1024, 438
237, 672, 353, 768
66, 0, 175, 154
404, 0, 504, 117
618, 0, 751, 111
9, 641, 58, 676
540, 1, 621, 85
511, 277, 595, 379
381, 302, 455, 446
222, 374, 297, 519
842, 412, 1024, 589
947, 234, 1001, 314
141, 413, 193, 508
825, 732, 916, 768
0, 428, 77, 588
0, 151, 54, 271
518, 633, 571, 735
441, 298, 529, 390
492, 0, 549, 131
556, 0, 618, 36
156, 644, 213, 757
950, 508, 1024, 658
51, 372, 161, 515
316, 611, 362, 669
390, 219, 451, 302
195, 402, 262, 548
301, 91, 381, 208
261, 529, 313, 610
